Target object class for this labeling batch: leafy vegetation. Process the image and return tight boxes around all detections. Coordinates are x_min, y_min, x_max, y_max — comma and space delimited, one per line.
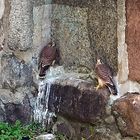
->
55, 133, 69, 140
0, 120, 45, 140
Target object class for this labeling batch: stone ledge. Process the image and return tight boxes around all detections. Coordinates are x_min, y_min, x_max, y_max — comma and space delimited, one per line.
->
48, 78, 110, 123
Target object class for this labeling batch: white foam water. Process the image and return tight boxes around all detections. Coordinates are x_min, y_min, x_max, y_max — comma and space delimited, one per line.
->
34, 66, 65, 126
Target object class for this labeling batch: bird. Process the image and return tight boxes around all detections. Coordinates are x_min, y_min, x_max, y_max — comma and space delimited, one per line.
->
95, 58, 117, 95
38, 41, 59, 78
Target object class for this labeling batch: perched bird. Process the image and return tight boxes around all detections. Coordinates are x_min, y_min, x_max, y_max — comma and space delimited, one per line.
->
95, 58, 117, 95
38, 41, 59, 78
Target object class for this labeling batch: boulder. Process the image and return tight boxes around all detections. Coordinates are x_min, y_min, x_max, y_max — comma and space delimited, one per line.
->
112, 93, 140, 137
49, 78, 110, 123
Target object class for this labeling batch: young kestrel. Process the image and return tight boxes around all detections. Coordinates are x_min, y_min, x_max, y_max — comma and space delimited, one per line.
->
38, 42, 59, 78
95, 58, 117, 95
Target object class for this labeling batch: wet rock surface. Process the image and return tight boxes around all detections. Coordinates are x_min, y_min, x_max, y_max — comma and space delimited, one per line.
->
36, 133, 56, 140
49, 78, 110, 123
112, 92, 140, 137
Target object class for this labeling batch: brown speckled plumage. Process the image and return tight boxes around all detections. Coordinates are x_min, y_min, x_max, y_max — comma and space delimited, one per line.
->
95, 59, 117, 95
38, 42, 59, 78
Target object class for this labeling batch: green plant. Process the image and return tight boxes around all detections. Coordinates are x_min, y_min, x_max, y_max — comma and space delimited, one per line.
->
55, 133, 69, 140
0, 120, 45, 140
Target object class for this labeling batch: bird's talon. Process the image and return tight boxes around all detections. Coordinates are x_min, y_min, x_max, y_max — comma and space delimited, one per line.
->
95, 85, 100, 91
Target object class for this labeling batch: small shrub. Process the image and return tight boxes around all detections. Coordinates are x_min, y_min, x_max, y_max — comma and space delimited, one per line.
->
0, 120, 45, 140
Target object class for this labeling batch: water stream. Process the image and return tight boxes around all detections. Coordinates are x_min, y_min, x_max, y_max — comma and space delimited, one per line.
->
34, 66, 65, 126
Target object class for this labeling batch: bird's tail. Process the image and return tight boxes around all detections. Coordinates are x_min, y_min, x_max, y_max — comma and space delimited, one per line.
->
106, 84, 118, 95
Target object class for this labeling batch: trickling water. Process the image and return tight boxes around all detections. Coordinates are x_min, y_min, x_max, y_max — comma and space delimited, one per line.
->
34, 66, 65, 126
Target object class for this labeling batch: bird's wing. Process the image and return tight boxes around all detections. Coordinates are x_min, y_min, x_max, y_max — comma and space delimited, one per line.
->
95, 63, 117, 95
95, 64, 114, 86
39, 47, 57, 68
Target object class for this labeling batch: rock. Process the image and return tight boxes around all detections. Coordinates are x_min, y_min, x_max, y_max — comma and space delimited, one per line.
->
0, 100, 6, 121
53, 116, 75, 139
122, 137, 139, 140
51, 1, 118, 73
33, 1, 118, 73
112, 93, 140, 137
48, 78, 110, 123
33, 4, 52, 52
7, 0, 33, 50
4, 96, 31, 124
54, 122, 72, 138
1, 54, 33, 92
0, 88, 33, 124
104, 115, 115, 124
36, 133, 56, 140
53, 115, 95, 140
53, 114, 120, 140
0, 0, 5, 19
93, 115, 121, 140
94, 127, 121, 140
126, 0, 140, 82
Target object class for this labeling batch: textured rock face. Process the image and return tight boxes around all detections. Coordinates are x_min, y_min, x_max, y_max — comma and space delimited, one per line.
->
33, 1, 118, 73
0, 53, 35, 124
4, 97, 31, 124
1, 54, 33, 91
52, 104, 120, 140
126, 0, 140, 82
0, 0, 5, 19
7, 0, 33, 50
49, 78, 110, 123
112, 93, 140, 137
0, 88, 33, 124
33, 4, 52, 52
53, 116, 95, 140
51, 0, 118, 73
1, 0, 138, 139
51, 5, 92, 70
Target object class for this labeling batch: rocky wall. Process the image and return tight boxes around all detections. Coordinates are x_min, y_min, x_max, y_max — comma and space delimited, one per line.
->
0, 0, 36, 124
0, 0, 140, 140
0, 0, 118, 122
0, 0, 118, 87
48, 79, 140, 139
49, 78, 121, 140
51, 0, 118, 73
117, 0, 140, 95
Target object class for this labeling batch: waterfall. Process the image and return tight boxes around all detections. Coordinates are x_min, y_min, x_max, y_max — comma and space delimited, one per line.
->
34, 66, 65, 126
